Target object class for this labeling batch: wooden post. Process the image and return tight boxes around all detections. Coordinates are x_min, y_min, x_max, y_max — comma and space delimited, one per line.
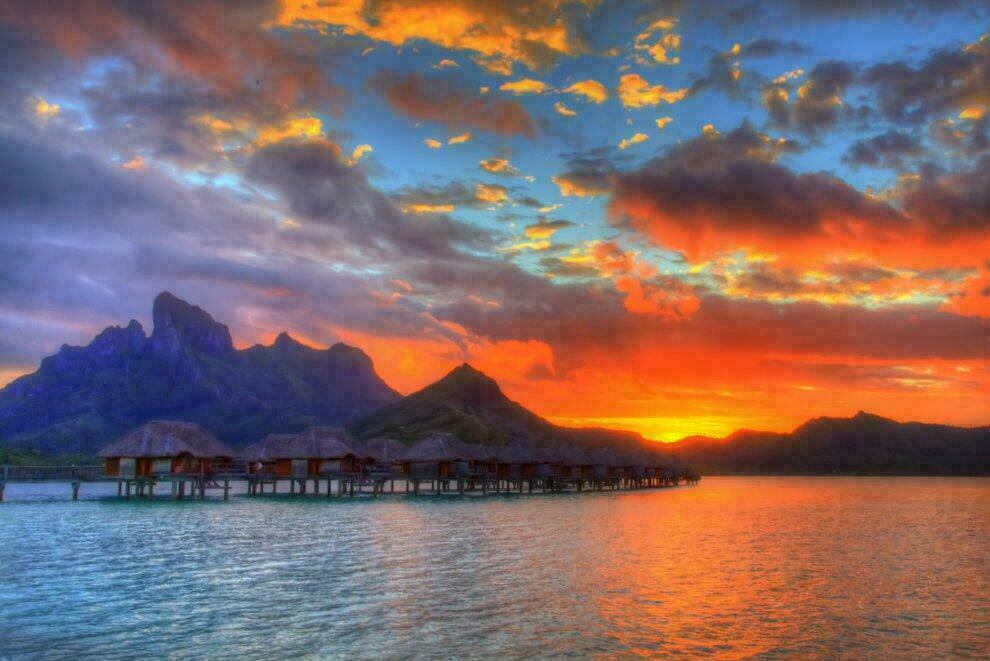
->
290, 479, 296, 495
117, 480, 122, 497
125, 480, 132, 499
148, 482, 154, 499
223, 479, 230, 500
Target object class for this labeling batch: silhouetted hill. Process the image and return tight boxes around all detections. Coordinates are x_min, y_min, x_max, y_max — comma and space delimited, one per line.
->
0, 292, 400, 454
668, 411, 990, 475
349, 363, 660, 454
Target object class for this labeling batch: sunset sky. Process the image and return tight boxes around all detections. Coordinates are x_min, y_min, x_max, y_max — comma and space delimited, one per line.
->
1, 1, 989, 440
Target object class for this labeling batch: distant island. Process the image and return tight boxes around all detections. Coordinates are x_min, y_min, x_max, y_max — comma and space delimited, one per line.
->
1, 292, 988, 475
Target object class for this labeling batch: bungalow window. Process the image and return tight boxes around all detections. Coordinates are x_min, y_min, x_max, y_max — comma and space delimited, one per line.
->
120, 458, 136, 478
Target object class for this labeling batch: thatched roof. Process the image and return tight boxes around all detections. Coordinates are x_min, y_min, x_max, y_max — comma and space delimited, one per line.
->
241, 427, 356, 460
404, 432, 468, 462
495, 439, 542, 464
354, 437, 408, 463
99, 420, 235, 458
551, 446, 594, 466
588, 447, 621, 467
462, 443, 498, 462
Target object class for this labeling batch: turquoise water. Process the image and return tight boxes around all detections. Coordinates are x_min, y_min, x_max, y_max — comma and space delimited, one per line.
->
0, 477, 988, 659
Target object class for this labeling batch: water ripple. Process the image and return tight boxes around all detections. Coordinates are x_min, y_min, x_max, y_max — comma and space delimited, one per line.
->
0, 478, 988, 658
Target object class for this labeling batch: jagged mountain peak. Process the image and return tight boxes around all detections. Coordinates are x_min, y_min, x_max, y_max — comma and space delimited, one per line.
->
0, 292, 401, 454
273, 331, 303, 350
151, 291, 233, 357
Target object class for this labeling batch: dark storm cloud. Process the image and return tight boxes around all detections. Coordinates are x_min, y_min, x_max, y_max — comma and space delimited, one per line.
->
688, 39, 809, 97
370, 71, 537, 137
842, 129, 925, 169
900, 157, 990, 235
739, 38, 810, 58
0, 127, 487, 362
860, 38, 990, 124
0, 0, 335, 106
609, 122, 892, 245
552, 149, 620, 198
931, 116, 989, 157
765, 60, 856, 134
244, 138, 494, 258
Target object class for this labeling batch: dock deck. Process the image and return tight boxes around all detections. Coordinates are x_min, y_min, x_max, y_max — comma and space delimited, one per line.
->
1, 463, 700, 502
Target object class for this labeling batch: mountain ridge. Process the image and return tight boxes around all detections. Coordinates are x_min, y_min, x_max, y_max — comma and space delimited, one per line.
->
666, 410, 990, 475
0, 292, 400, 454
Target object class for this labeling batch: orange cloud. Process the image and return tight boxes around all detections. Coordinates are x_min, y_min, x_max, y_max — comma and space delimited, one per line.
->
554, 101, 577, 116
619, 132, 649, 150
618, 74, 688, 108
34, 97, 60, 118
120, 156, 146, 171
500, 78, 548, 95
475, 183, 508, 204
275, 0, 584, 73
479, 158, 519, 175
562, 79, 608, 103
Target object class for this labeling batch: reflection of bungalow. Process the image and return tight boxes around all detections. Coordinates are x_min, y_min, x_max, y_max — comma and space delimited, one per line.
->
354, 437, 409, 476
403, 432, 468, 480
241, 427, 358, 478
100, 420, 235, 478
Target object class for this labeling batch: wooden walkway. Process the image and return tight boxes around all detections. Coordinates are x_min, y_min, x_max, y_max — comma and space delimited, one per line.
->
1, 464, 700, 502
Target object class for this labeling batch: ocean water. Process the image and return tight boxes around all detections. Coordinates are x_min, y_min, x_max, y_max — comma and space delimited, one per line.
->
0, 477, 987, 659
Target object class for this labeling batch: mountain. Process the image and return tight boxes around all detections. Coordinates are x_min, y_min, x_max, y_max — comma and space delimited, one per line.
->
667, 411, 990, 475
349, 363, 660, 454
0, 292, 400, 454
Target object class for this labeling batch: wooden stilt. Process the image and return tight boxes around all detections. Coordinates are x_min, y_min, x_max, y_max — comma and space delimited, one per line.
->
223, 479, 230, 500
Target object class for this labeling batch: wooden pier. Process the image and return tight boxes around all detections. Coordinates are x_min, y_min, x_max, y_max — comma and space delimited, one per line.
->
0, 463, 699, 502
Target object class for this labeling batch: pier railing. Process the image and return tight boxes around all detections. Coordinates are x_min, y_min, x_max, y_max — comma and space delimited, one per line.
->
1, 464, 104, 482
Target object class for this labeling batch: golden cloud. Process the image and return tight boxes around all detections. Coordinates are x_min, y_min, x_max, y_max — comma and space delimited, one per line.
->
402, 203, 456, 214
618, 74, 687, 108
34, 97, 60, 118
500, 78, 548, 95
120, 156, 146, 171
476, 183, 509, 204
424, 138, 443, 149
634, 18, 681, 65
562, 79, 608, 103
479, 158, 519, 175
619, 132, 649, 150
448, 132, 473, 144
554, 101, 577, 116
656, 116, 673, 129
275, 0, 584, 73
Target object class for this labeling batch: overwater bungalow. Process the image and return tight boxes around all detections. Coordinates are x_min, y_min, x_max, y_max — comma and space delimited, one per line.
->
99, 420, 235, 479
495, 440, 552, 481
554, 447, 591, 482
588, 448, 620, 481
354, 437, 409, 476
463, 443, 498, 478
403, 432, 469, 481
241, 427, 358, 479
